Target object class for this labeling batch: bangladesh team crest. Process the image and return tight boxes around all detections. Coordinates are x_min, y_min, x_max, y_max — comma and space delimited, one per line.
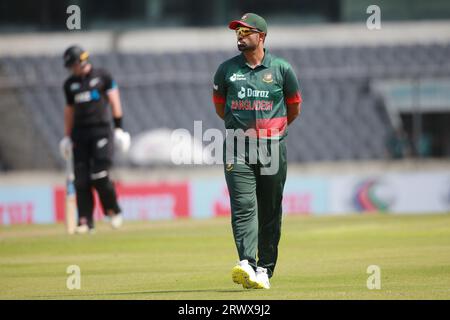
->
262, 72, 273, 83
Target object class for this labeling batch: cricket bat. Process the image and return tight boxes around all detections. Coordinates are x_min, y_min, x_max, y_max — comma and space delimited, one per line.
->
65, 154, 77, 235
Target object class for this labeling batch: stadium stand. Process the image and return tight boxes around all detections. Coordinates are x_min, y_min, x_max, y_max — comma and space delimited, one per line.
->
1, 42, 449, 168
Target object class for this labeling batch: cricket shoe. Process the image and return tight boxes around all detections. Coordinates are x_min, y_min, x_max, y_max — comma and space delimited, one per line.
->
74, 224, 95, 235
110, 213, 123, 229
255, 267, 270, 289
231, 260, 258, 289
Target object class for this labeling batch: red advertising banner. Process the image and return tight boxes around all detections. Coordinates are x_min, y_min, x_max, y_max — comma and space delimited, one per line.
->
54, 182, 190, 222
0, 202, 34, 224
210, 186, 312, 217
0, 186, 54, 225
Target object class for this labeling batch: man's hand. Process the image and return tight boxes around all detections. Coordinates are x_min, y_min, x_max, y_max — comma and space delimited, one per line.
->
214, 103, 225, 120
287, 102, 301, 125
59, 136, 73, 160
114, 128, 131, 153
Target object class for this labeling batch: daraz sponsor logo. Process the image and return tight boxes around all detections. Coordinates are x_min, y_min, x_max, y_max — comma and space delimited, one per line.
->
237, 87, 269, 99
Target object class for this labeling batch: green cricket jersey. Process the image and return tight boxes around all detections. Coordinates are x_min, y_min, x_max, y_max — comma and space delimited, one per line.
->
213, 49, 301, 139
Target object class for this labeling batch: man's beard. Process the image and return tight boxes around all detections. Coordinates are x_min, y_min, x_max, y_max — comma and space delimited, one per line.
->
237, 40, 255, 51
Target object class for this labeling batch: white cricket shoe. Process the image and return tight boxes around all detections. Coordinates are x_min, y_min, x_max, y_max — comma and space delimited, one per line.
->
255, 267, 271, 289
75, 224, 90, 234
231, 260, 258, 289
111, 213, 123, 229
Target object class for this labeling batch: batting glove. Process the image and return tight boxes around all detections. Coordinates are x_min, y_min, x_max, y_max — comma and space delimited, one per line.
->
59, 136, 73, 160
114, 128, 131, 153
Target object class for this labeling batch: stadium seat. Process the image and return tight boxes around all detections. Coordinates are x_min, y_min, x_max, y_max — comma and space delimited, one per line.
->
2, 42, 449, 168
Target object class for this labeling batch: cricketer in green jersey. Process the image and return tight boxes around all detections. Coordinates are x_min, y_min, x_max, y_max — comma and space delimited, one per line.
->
213, 13, 302, 289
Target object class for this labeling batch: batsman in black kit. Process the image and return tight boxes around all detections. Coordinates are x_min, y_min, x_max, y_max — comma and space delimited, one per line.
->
59, 45, 131, 234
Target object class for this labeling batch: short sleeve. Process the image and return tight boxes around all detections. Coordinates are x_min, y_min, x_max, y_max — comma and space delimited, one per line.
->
283, 64, 302, 104
213, 64, 227, 104
102, 70, 118, 92
63, 81, 74, 106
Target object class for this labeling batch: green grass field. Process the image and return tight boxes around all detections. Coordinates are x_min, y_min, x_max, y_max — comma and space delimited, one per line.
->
1, 213, 449, 300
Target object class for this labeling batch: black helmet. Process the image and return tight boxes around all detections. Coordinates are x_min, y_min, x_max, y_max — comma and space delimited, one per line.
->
63, 45, 89, 67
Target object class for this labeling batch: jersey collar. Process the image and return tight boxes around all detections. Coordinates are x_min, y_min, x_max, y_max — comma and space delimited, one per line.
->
261, 49, 272, 67
240, 49, 272, 69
